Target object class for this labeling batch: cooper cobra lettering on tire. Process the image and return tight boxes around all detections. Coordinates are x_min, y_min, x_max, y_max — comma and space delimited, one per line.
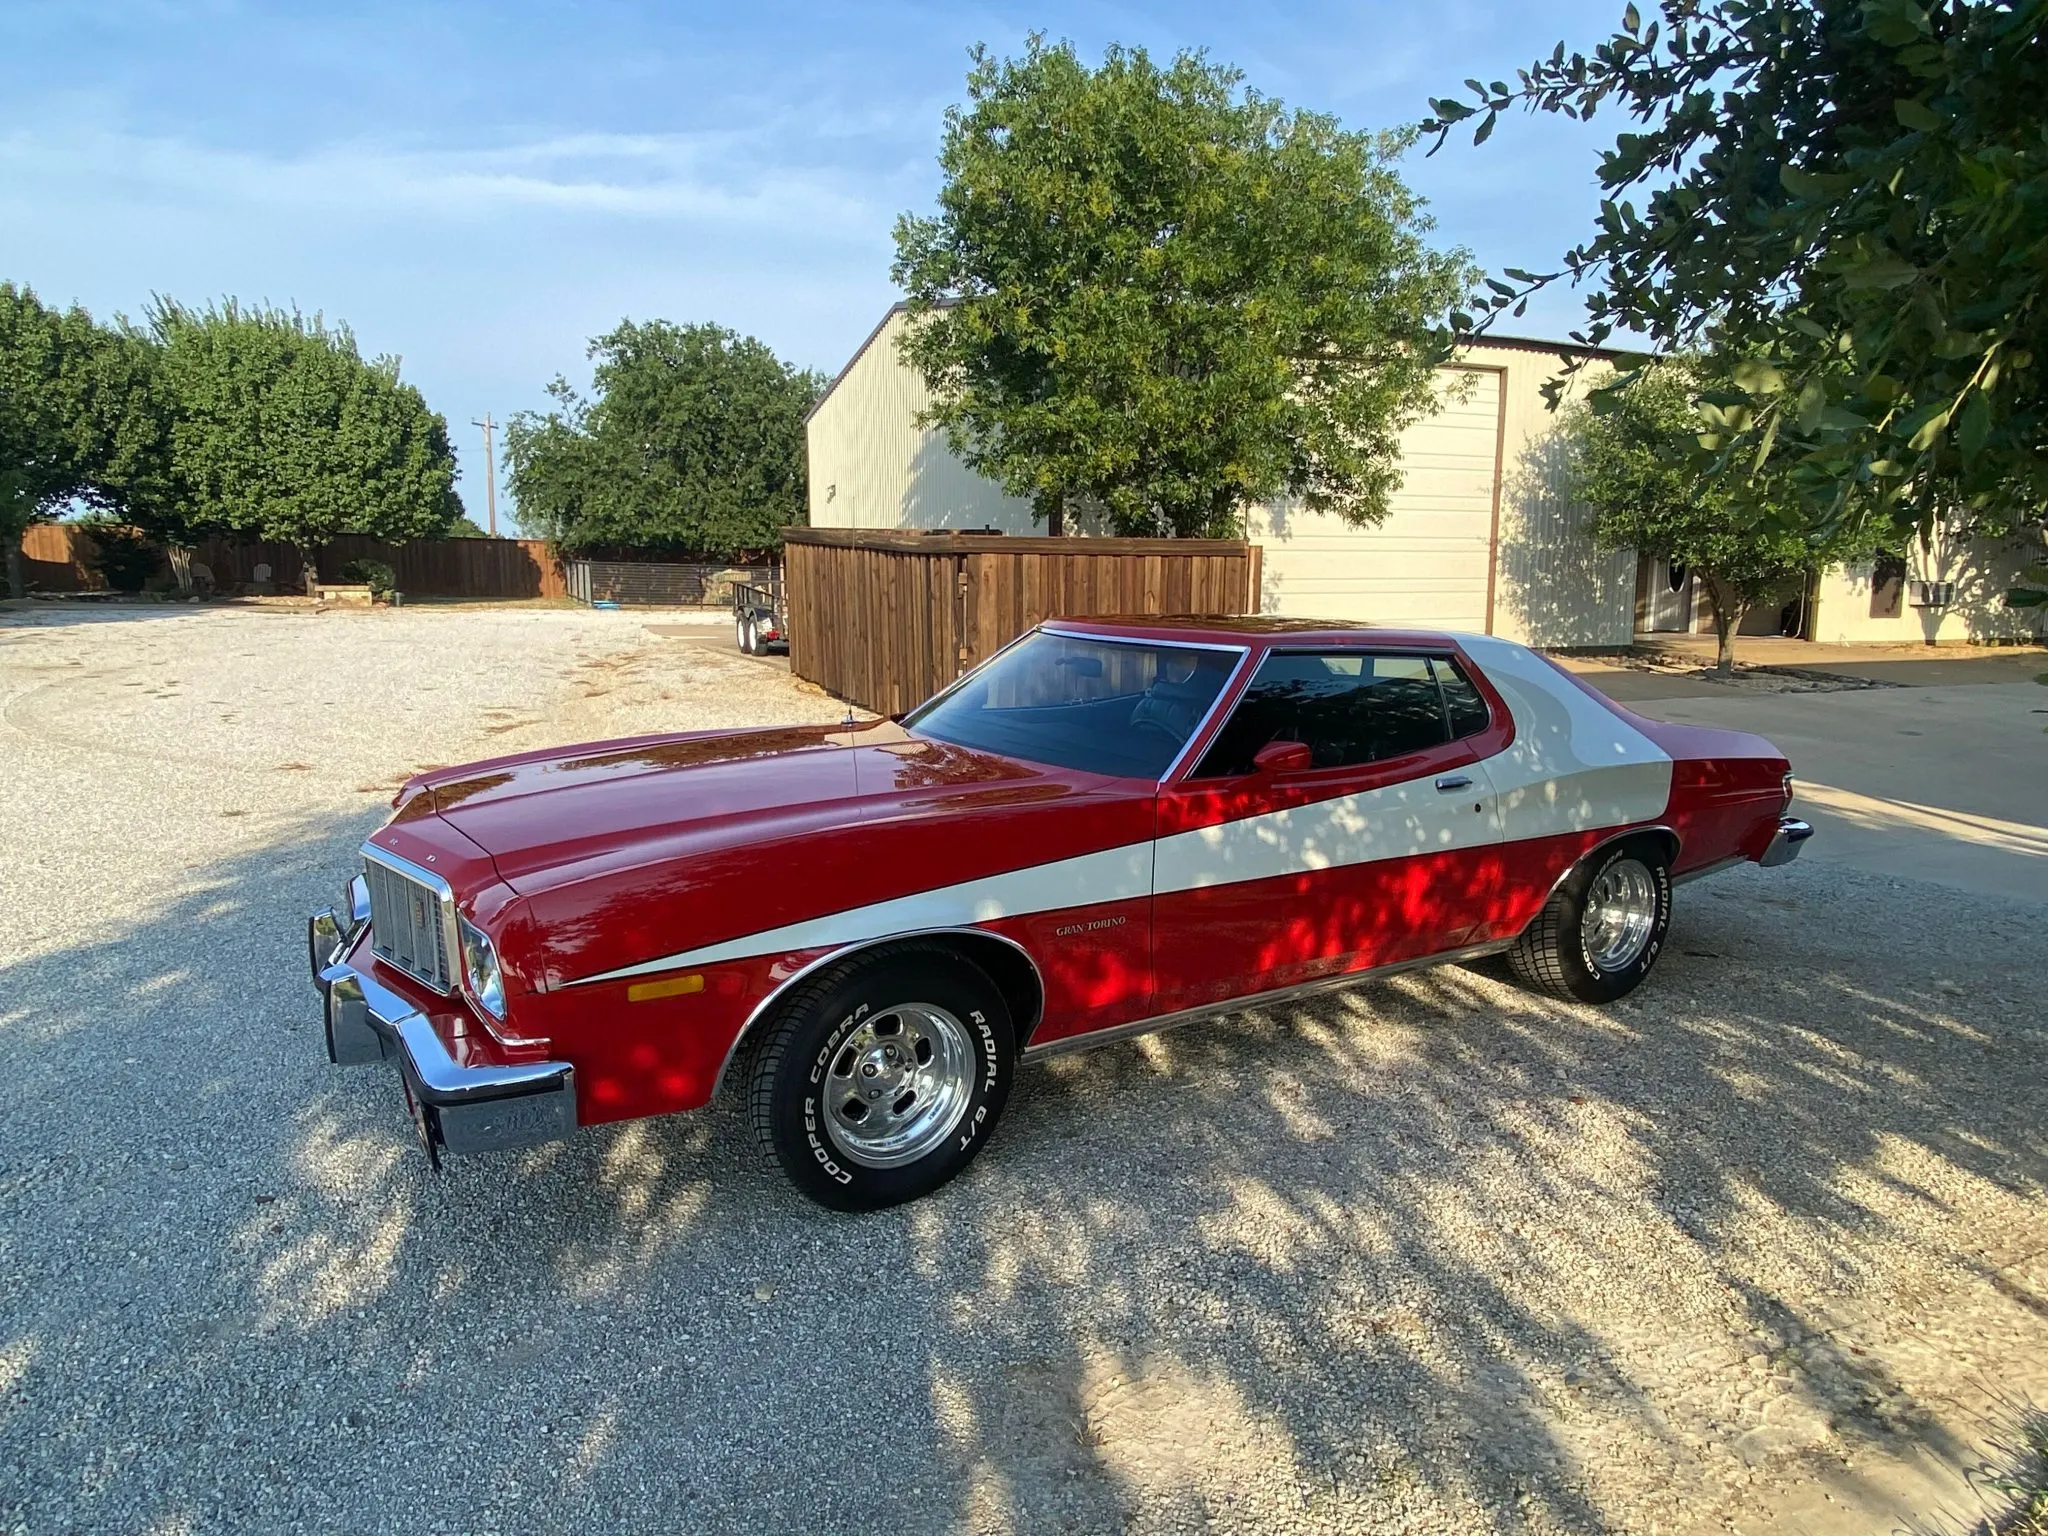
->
1508, 839, 1674, 1005
748, 944, 1015, 1211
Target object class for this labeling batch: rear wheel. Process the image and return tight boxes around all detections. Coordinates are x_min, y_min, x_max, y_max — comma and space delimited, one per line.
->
1507, 840, 1672, 1004
748, 946, 1014, 1211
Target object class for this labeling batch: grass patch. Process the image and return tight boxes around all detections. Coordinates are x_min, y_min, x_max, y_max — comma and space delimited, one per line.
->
1979, 1403, 2048, 1535
1916, 1402, 2048, 1535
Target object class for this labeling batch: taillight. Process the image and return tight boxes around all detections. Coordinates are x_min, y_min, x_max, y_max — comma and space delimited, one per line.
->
1781, 771, 1795, 807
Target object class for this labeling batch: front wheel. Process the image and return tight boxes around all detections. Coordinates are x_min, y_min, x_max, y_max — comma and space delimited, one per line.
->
1507, 840, 1672, 1004
748, 946, 1014, 1211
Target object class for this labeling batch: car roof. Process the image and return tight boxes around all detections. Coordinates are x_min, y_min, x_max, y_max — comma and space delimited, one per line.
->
1042, 615, 1470, 649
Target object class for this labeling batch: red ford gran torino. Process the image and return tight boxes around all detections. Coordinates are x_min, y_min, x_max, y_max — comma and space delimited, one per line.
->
309, 617, 1810, 1209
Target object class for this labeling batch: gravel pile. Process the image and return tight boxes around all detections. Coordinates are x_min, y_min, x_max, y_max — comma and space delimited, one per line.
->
3, 603, 2045, 1535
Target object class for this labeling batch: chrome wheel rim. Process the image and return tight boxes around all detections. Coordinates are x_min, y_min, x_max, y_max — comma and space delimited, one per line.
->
818, 1003, 976, 1169
1581, 858, 1658, 972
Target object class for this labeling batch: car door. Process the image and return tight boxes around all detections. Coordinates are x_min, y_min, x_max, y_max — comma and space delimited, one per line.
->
1149, 648, 1505, 1013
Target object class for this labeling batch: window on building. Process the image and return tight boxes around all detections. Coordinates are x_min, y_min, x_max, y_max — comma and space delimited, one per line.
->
1869, 553, 1907, 619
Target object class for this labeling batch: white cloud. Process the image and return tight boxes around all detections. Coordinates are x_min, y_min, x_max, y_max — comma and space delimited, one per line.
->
0, 119, 906, 231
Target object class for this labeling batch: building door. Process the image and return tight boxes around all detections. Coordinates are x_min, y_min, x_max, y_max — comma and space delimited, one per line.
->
1244, 368, 1502, 629
1644, 556, 1694, 632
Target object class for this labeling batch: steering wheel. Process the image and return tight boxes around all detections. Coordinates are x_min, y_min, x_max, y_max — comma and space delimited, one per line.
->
1129, 717, 1185, 749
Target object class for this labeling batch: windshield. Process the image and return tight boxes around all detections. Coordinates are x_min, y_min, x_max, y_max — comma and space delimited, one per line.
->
905, 630, 1240, 779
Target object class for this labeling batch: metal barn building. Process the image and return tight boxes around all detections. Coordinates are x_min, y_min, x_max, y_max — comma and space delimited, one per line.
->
805, 304, 2046, 650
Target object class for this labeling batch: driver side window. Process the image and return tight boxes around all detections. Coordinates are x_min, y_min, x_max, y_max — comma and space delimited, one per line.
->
1192, 651, 1466, 776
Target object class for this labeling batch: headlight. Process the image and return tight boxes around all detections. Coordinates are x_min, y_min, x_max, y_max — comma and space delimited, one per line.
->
459, 916, 507, 1020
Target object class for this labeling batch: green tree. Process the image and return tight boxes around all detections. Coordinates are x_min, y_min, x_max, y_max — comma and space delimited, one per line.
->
1566, 357, 1879, 673
0, 284, 169, 597
150, 300, 463, 577
1423, 0, 2047, 570
893, 39, 1477, 538
504, 320, 819, 559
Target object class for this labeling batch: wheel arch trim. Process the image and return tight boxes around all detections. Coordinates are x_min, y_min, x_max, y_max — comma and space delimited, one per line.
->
712, 926, 1046, 1096
1527, 823, 1682, 922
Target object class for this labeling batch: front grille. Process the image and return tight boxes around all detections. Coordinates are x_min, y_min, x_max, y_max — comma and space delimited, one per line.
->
362, 855, 454, 992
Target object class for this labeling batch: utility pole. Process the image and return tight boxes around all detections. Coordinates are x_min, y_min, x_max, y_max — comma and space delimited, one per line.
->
471, 413, 499, 536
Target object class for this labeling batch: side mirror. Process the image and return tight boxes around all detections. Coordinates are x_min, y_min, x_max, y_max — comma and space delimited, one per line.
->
1252, 740, 1313, 775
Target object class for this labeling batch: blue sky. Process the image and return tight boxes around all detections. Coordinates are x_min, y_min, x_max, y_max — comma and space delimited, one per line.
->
1, 1, 1631, 530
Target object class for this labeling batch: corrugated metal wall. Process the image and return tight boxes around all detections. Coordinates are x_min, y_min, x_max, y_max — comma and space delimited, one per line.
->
1245, 368, 1499, 630
1816, 534, 2047, 644
806, 308, 1040, 534
1483, 341, 1637, 649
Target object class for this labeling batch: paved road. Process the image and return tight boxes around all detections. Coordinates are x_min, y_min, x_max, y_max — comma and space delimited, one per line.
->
1569, 669, 2048, 906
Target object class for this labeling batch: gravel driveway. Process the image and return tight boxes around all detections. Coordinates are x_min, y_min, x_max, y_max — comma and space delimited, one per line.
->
3, 604, 2045, 1536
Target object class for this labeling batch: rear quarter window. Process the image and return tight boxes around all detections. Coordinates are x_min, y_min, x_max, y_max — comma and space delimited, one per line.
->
1433, 657, 1493, 739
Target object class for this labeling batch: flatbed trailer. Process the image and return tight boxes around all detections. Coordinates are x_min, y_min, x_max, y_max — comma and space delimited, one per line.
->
731, 574, 786, 654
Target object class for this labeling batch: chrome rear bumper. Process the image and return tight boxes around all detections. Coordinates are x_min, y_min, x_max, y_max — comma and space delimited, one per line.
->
309, 879, 576, 1162
1760, 816, 1815, 868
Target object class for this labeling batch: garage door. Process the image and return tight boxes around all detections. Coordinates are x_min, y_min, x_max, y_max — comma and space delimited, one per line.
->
1246, 368, 1500, 631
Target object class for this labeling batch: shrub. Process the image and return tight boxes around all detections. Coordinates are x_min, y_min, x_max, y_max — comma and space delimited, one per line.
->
337, 557, 396, 599
82, 523, 162, 594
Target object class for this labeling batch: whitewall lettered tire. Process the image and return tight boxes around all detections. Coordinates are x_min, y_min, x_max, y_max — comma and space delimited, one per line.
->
1507, 839, 1673, 1004
747, 945, 1014, 1211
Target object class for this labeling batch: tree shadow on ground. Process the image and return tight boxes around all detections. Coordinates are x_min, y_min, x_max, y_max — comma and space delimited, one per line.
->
3, 814, 2045, 1534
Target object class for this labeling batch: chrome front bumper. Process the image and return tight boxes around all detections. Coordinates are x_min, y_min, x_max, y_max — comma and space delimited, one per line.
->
310, 877, 576, 1162
1760, 816, 1815, 867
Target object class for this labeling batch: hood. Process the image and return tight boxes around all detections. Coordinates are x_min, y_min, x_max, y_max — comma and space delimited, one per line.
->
405, 720, 1066, 890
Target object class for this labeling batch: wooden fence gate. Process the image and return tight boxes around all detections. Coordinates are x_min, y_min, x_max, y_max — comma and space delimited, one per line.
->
782, 528, 1262, 716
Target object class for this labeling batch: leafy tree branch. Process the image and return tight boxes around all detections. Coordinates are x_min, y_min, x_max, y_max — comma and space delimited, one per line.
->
505, 321, 819, 560
895, 38, 1478, 538
1423, 0, 2046, 571
1564, 355, 1883, 672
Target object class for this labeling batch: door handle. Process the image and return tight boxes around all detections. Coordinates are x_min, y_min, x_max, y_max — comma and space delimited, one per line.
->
1434, 774, 1474, 792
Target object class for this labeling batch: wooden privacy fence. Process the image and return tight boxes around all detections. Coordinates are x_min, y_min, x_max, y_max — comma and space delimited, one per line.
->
783, 528, 1262, 716
565, 559, 771, 607
17, 525, 566, 600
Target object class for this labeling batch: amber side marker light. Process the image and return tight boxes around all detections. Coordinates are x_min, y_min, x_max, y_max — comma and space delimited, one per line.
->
628, 974, 705, 1003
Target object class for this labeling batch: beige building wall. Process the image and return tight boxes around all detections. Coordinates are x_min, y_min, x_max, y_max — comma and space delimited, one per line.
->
806, 307, 1039, 534
1814, 530, 2047, 644
805, 309, 1637, 647
1482, 342, 1637, 649
1246, 367, 1497, 630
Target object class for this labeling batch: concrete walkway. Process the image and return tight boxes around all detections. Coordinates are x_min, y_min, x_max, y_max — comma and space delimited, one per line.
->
1564, 635, 2048, 691
1557, 641, 2048, 906
1641, 683, 2047, 905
